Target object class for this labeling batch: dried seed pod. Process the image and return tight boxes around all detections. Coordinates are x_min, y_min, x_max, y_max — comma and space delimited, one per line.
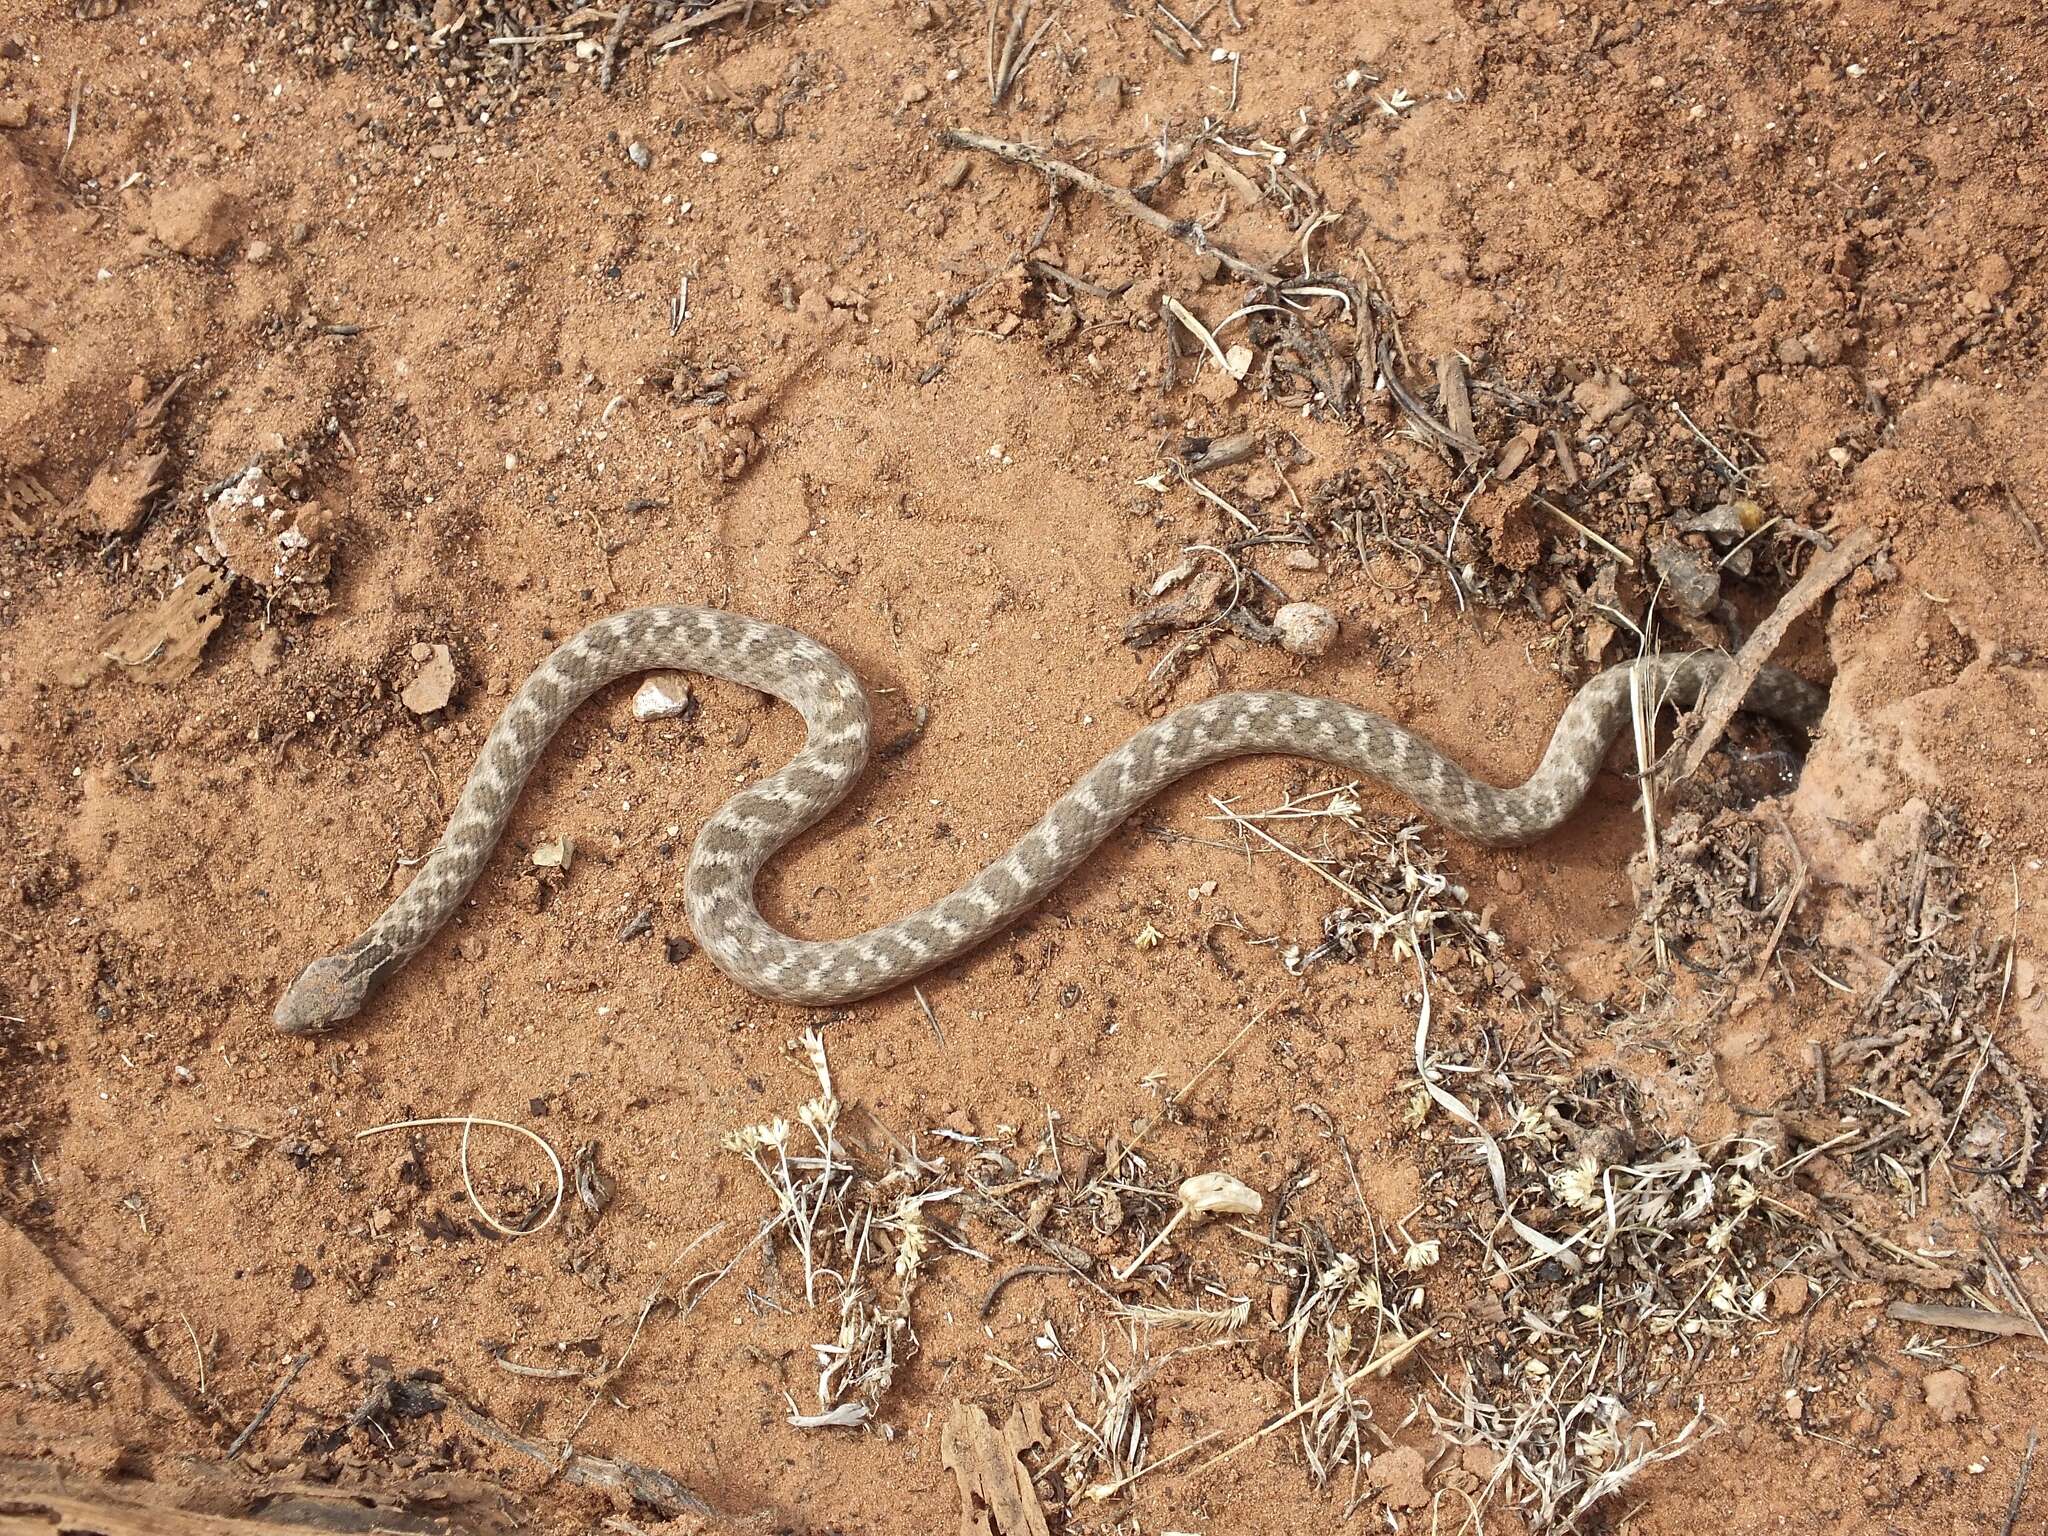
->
1177, 1172, 1264, 1217
1117, 1170, 1264, 1279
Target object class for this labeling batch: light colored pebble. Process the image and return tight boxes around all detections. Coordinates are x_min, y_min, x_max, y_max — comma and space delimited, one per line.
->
1274, 601, 1338, 657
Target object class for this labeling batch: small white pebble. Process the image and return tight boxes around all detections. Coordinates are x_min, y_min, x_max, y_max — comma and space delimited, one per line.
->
633, 677, 695, 721
1274, 601, 1338, 658
700, 149, 719, 164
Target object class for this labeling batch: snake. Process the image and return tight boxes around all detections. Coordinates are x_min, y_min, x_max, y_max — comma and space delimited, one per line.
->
273, 605, 1825, 1034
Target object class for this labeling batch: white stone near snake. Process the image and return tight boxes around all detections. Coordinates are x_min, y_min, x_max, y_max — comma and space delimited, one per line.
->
273, 604, 1824, 1034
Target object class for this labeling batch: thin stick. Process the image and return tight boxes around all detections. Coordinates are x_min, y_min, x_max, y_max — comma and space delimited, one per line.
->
1673, 525, 1881, 782
1529, 495, 1637, 569
992, 0, 1032, 105
1209, 796, 1375, 907
1083, 1426, 1226, 1499
1089, 1011, 1269, 1193
913, 984, 946, 1046
433, 1384, 715, 1517
1885, 1301, 2039, 1339
939, 129, 1287, 288
1670, 400, 1747, 484
1628, 664, 1660, 871
58, 72, 82, 177
181, 1313, 206, 1396
225, 1352, 309, 1459
2003, 1431, 2037, 1536
1187, 1329, 1430, 1475
599, 0, 636, 88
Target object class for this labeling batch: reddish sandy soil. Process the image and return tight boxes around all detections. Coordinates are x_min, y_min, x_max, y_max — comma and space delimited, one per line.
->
1, 0, 2044, 1531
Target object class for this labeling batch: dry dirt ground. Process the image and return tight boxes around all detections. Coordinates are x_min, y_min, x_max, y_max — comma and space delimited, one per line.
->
2, 0, 2045, 1531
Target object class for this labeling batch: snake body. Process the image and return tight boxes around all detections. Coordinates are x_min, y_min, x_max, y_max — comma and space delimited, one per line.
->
273, 605, 1824, 1033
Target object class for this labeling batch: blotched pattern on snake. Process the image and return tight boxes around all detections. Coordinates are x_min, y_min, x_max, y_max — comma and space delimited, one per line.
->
274, 605, 1824, 1033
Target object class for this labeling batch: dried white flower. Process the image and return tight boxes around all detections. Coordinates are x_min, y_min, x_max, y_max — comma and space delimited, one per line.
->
1552, 1154, 1605, 1212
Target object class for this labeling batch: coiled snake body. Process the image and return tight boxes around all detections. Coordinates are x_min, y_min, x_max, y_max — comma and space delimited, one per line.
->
275, 605, 1824, 1033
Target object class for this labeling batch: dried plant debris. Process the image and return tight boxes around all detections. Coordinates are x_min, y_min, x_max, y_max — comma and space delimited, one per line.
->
942, 1400, 1052, 1536
1251, 1222, 1431, 1511
73, 561, 230, 686
1431, 1374, 1713, 1534
1627, 804, 2041, 1207
1244, 806, 1522, 998
1803, 811, 2040, 1207
719, 1029, 970, 1429
71, 375, 183, 537
1629, 809, 1810, 977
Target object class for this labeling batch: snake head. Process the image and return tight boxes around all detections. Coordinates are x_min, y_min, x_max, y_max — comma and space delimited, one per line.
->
274, 952, 377, 1035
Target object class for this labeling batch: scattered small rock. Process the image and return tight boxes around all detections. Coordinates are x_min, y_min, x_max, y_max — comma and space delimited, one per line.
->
1124, 565, 1228, 645
1241, 466, 1282, 501
1274, 601, 1338, 657
1368, 1445, 1429, 1510
0, 100, 29, 131
1572, 370, 1637, 427
147, 181, 238, 260
1194, 366, 1239, 404
244, 239, 272, 265
632, 675, 696, 721
1769, 1274, 1810, 1316
1648, 537, 1722, 617
206, 465, 335, 612
1921, 1369, 1973, 1425
73, 377, 182, 537
627, 140, 652, 170
401, 643, 456, 716
1971, 252, 2013, 300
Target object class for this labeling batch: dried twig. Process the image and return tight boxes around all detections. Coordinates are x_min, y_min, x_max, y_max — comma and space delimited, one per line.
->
2003, 1431, 2038, 1536
225, 1353, 309, 1460
432, 1384, 715, 1518
356, 1116, 566, 1237
1885, 1301, 2039, 1338
1673, 525, 1881, 782
939, 129, 1287, 287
